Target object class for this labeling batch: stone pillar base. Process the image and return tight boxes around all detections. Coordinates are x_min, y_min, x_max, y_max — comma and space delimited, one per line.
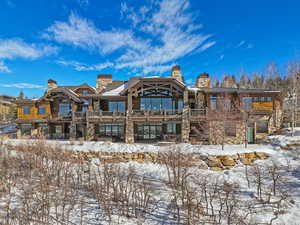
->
70, 123, 76, 140
86, 123, 95, 141
181, 107, 190, 143
125, 119, 134, 144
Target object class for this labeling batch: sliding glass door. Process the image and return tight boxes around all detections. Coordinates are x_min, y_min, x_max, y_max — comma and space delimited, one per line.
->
137, 124, 162, 141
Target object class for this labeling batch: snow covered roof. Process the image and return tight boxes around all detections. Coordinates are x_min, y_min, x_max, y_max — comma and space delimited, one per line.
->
102, 82, 128, 96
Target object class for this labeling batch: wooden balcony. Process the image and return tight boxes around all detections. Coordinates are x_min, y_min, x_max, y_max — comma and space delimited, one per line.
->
87, 111, 126, 122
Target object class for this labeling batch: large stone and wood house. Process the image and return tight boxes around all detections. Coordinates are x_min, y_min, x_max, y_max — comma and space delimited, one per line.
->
15, 66, 283, 144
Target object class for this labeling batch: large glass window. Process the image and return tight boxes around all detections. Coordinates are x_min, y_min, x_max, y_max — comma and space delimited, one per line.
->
99, 124, 124, 137
243, 97, 253, 109
22, 106, 31, 115
58, 104, 71, 117
38, 123, 48, 134
108, 101, 125, 112
82, 90, 89, 95
137, 125, 162, 140
140, 98, 182, 111
21, 124, 32, 136
210, 97, 217, 110
256, 120, 268, 133
166, 124, 177, 134
38, 106, 46, 115
55, 125, 63, 134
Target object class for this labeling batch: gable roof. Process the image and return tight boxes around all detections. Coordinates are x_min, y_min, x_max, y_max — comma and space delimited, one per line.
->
45, 87, 81, 102
120, 77, 186, 95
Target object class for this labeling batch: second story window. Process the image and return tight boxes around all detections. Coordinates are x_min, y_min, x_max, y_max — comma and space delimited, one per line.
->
108, 101, 125, 112
82, 90, 89, 96
22, 106, 31, 114
243, 97, 253, 109
210, 96, 217, 110
58, 104, 71, 117
38, 106, 46, 115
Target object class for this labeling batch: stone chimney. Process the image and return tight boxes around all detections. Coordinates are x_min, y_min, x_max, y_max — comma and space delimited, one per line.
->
222, 76, 238, 88
196, 73, 211, 88
171, 65, 183, 83
47, 79, 57, 92
96, 74, 113, 93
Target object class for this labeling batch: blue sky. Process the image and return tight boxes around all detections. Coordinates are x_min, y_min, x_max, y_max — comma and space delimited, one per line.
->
0, 0, 299, 97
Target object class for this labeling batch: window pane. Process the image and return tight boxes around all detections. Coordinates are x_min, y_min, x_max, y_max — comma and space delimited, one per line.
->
38, 106, 46, 115
243, 97, 252, 109
59, 104, 71, 116
118, 102, 125, 112
105, 125, 112, 136
225, 122, 236, 137
112, 125, 118, 136
22, 106, 31, 114
21, 124, 32, 135
55, 125, 62, 134
210, 97, 217, 110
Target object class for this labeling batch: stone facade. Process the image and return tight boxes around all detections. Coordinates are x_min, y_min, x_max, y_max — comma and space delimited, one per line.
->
70, 123, 76, 140
181, 107, 190, 142
86, 123, 95, 141
125, 118, 134, 144
209, 120, 246, 145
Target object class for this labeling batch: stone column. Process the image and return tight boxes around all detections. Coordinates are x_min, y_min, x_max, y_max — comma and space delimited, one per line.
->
70, 123, 76, 140
86, 122, 95, 141
183, 89, 189, 107
181, 106, 190, 143
125, 118, 134, 144
127, 92, 133, 113
94, 99, 100, 111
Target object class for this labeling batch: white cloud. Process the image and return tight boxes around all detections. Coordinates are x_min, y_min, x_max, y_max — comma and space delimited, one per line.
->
236, 40, 246, 48
57, 59, 113, 71
44, 13, 148, 54
247, 43, 254, 49
0, 38, 58, 72
0, 83, 44, 89
0, 39, 58, 60
236, 40, 254, 49
0, 61, 11, 73
45, 0, 215, 74
78, 0, 89, 9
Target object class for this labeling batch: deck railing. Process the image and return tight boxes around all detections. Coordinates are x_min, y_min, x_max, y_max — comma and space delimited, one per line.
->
131, 110, 182, 116
190, 109, 207, 116
88, 111, 126, 117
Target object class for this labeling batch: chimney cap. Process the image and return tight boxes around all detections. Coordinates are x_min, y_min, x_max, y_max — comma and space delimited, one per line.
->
97, 74, 112, 79
198, 73, 209, 78
48, 79, 57, 84
172, 65, 181, 71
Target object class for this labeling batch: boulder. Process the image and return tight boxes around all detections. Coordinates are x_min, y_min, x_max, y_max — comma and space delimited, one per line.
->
221, 159, 237, 167
240, 158, 255, 165
255, 152, 269, 160
210, 167, 224, 171
244, 152, 257, 159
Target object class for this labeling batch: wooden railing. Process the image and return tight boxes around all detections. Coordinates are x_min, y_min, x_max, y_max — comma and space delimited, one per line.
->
131, 110, 182, 116
88, 111, 126, 117
190, 109, 207, 116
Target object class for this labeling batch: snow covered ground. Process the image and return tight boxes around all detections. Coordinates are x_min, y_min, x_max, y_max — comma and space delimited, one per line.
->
1, 128, 300, 224
3, 138, 277, 156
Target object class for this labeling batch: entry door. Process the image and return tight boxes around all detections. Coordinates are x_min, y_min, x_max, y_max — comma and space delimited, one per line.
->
247, 127, 254, 144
